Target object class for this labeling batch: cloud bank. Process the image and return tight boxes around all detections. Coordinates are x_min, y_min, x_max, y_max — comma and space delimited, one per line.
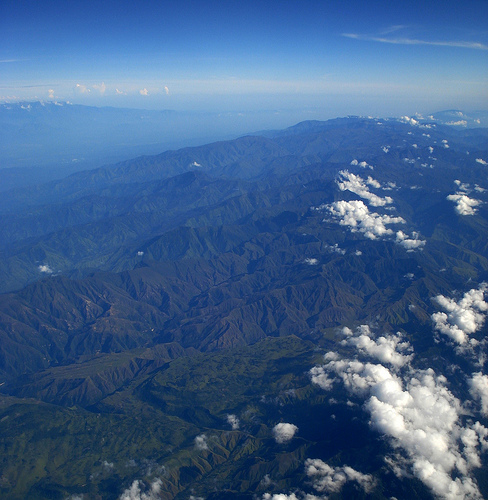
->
309, 325, 488, 499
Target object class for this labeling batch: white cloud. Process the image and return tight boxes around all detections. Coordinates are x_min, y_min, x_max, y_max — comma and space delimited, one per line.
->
74, 83, 90, 94
476, 158, 487, 165
447, 193, 482, 215
194, 434, 208, 450
137, 251, 144, 256
469, 373, 488, 416
341, 325, 413, 368
116, 88, 127, 95
164, 86, 170, 95
328, 243, 345, 255
48, 89, 55, 99
304, 258, 319, 265
305, 460, 375, 494
262, 494, 300, 500
445, 120, 468, 127
38, 264, 53, 273
336, 170, 392, 207
93, 82, 106, 94
342, 32, 488, 51
310, 324, 488, 499
454, 179, 470, 191
139, 88, 149, 96
227, 414, 240, 430
395, 230, 426, 251
272, 423, 298, 443
350, 159, 373, 169
119, 478, 163, 500
432, 284, 488, 345
325, 199, 405, 240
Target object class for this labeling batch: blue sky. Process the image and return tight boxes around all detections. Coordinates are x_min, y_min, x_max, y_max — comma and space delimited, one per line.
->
1, 0, 487, 120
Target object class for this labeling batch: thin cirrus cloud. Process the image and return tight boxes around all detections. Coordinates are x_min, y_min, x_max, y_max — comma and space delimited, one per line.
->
342, 32, 488, 50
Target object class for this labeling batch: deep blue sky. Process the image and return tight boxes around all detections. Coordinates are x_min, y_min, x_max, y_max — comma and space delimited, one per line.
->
1, 0, 487, 120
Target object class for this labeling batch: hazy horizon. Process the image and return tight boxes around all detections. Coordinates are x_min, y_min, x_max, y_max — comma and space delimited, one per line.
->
2, 0, 487, 120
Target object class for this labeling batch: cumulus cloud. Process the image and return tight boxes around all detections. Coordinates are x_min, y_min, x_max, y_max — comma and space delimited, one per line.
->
447, 193, 482, 215
336, 170, 392, 207
119, 478, 163, 500
38, 264, 53, 273
431, 284, 488, 345
93, 82, 106, 94
116, 88, 127, 95
304, 258, 319, 265
164, 86, 170, 95
325, 199, 405, 240
74, 83, 90, 94
395, 230, 426, 251
272, 423, 298, 443
310, 324, 488, 499
262, 494, 300, 500
469, 373, 488, 416
48, 89, 55, 99
340, 325, 413, 368
327, 243, 345, 255
227, 414, 240, 430
445, 120, 468, 127
194, 434, 208, 450
139, 88, 149, 96
475, 158, 487, 165
350, 159, 373, 169
304, 460, 375, 494
317, 172, 424, 251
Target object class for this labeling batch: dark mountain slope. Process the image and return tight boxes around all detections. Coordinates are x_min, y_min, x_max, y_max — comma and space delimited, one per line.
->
0, 117, 488, 499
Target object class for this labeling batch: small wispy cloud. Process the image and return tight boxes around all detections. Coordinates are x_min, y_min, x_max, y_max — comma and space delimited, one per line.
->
343, 32, 488, 50
139, 88, 149, 96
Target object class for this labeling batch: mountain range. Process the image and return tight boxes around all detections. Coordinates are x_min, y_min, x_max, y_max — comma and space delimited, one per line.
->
0, 114, 488, 499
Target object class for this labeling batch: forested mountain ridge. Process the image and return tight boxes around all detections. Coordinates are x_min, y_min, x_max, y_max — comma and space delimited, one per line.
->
0, 115, 488, 499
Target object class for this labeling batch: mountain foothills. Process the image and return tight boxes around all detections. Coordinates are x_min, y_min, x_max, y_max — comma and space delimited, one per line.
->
0, 114, 488, 499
